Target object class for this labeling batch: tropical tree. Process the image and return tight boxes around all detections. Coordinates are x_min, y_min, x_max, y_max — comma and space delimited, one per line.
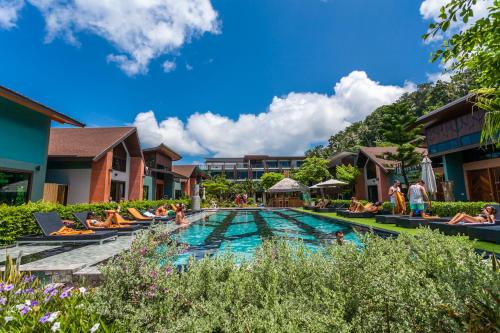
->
291, 157, 330, 186
260, 172, 284, 191
202, 176, 230, 200
378, 102, 423, 187
424, 0, 499, 146
335, 164, 360, 196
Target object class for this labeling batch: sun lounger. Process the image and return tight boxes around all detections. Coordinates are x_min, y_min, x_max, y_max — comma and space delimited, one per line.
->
375, 215, 403, 224
395, 216, 449, 228
73, 212, 143, 235
428, 205, 500, 236
17, 212, 118, 246
467, 225, 500, 244
337, 210, 382, 218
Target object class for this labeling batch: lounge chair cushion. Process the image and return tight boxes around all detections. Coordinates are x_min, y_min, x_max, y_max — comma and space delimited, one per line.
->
467, 225, 500, 244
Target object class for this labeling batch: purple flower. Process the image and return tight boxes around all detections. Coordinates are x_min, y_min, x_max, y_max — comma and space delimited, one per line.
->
3, 284, 14, 292
30, 300, 39, 307
165, 267, 172, 275
0, 297, 6, 305
16, 304, 30, 315
23, 275, 35, 283
140, 247, 148, 256
59, 287, 73, 299
44, 289, 59, 303
39, 313, 51, 324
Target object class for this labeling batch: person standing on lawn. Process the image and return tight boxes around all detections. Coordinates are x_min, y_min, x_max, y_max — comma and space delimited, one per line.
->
408, 180, 433, 218
388, 180, 402, 214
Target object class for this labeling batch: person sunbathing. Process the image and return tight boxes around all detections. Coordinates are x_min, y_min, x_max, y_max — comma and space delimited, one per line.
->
85, 212, 112, 228
350, 200, 382, 213
446, 206, 496, 225
155, 205, 167, 216
349, 197, 359, 212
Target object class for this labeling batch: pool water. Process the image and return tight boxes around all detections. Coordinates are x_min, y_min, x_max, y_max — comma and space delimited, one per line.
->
169, 210, 363, 265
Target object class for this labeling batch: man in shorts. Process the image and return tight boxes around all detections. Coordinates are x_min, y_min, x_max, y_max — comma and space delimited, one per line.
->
408, 180, 430, 217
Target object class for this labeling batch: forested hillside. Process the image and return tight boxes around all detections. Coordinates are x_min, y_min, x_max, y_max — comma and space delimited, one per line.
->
306, 71, 477, 158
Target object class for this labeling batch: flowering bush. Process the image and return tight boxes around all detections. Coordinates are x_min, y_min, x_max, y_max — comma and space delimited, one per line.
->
91, 227, 499, 332
0, 257, 112, 332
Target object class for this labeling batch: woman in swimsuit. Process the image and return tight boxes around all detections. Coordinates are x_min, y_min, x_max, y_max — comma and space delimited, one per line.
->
446, 206, 496, 225
86, 212, 112, 228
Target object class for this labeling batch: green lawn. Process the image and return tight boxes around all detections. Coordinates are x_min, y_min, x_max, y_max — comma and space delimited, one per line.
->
294, 208, 500, 254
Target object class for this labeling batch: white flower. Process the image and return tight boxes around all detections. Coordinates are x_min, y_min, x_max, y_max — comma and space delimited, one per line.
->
79, 287, 87, 294
15, 304, 25, 310
90, 323, 100, 333
25, 300, 32, 306
4, 316, 13, 322
51, 322, 61, 332
48, 311, 60, 323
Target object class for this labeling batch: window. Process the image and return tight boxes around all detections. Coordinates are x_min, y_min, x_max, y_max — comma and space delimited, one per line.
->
0, 170, 31, 205
143, 185, 149, 200
112, 144, 127, 172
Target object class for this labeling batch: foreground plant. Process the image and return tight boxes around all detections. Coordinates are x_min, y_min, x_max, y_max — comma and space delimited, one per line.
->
0, 255, 111, 333
92, 227, 499, 332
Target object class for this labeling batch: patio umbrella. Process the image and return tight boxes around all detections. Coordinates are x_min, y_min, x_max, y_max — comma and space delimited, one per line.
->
313, 179, 348, 188
267, 178, 309, 193
421, 155, 437, 195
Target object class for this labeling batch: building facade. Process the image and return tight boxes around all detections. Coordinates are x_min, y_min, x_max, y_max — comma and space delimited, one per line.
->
201, 155, 305, 181
353, 147, 426, 203
172, 165, 206, 197
143, 144, 183, 200
0, 85, 83, 205
415, 95, 500, 202
46, 127, 144, 204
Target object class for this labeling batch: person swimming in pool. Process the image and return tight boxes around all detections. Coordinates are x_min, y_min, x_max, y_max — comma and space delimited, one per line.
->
335, 231, 344, 245
446, 206, 496, 225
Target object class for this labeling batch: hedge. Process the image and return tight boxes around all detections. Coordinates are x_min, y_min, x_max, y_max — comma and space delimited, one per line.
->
0, 199, 190, 246
323, 200, 497, 217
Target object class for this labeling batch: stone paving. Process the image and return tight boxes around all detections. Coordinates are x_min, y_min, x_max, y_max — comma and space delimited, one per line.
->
0, 212, 208, 282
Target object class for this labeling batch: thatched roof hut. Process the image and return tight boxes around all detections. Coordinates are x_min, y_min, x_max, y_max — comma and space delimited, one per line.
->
267, 178, 309, 193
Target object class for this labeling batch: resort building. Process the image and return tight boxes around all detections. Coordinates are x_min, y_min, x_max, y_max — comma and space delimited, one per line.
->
172, 165, 206, 197
354, 147, 426, 203
45, 127, 144, 204
201, 155, 305, 181
415, 95, 500, 202
0, 85, 83, 205
142, 144, 183, 200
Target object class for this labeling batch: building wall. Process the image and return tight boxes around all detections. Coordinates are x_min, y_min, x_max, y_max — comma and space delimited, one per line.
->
89, 151, 113, 202
443, 152, 467, 201
376, 166, 390, 202
0, 100, 51, 201
128, 157, 144, 200
354, 169, 366, 200
46, 168, 91, 204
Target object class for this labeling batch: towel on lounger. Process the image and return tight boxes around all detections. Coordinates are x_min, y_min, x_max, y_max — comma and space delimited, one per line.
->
50, 226, 95, 236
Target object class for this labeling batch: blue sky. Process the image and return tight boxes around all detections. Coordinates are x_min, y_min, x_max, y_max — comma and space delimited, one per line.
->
0, 0, 454, 163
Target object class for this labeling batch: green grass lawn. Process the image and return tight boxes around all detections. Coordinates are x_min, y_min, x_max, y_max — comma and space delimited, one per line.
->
294, 208, 500, 254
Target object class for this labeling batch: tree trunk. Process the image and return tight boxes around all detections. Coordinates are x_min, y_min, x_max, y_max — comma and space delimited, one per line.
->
401, 162, 410, 195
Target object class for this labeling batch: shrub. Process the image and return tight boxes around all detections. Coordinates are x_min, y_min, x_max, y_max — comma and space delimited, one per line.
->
0, 199, 189, 245
0, 255, 113, 332
91, 227, 499, 332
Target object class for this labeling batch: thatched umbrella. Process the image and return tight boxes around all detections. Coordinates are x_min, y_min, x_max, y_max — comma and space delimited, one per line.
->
267, 178, 309, 193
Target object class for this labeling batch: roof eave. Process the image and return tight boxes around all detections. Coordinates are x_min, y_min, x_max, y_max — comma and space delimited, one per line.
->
0, 85, 85, 127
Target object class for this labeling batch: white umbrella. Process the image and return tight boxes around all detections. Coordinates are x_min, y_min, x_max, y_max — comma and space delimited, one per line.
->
421, 155, 437, 194
313, 179, 348, 188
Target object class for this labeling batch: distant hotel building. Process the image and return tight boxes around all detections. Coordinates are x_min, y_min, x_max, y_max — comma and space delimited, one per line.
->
201, 155, 305, 181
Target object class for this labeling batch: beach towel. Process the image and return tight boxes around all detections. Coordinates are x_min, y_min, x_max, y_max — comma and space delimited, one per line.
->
394, 191, 406, 215
50, 226, 95, 236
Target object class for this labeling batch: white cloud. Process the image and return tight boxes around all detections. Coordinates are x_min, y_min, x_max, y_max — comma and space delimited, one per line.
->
133, 71, 415, 157
426, 71, 452, 83
162, 60, 176, 73
185, 63, 193, 71
420, 0, 493, 42
0, 0, 219, 75
0, 0, 24, 29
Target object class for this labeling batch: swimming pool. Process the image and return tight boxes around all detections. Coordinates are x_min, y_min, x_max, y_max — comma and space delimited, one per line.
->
168, 209, 366, 265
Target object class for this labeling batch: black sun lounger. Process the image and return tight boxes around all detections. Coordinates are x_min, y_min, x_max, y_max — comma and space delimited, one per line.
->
375, 215, 403, 224
395, 216, 449, 228
428, 205, 500, 236
74, 212, 143, 235
17, 212, 118, 246
337, 210, 382, 218
467, 225, 500, 244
